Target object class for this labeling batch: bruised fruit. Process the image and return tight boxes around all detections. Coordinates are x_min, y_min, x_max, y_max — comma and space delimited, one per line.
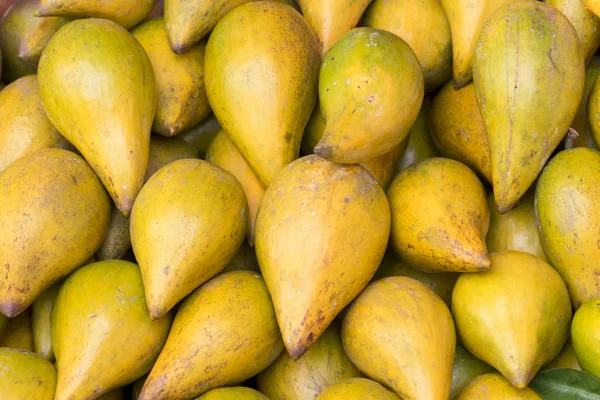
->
0, 308, 34, 351
315, 378, 401, 400
255, 155, 390, 358
450, 343, 495, 399
456, 373, 541, 400
198, 387, 269, 400
0, 348, 56, 400
31, 282, 61, 361
572, 296, 600, 378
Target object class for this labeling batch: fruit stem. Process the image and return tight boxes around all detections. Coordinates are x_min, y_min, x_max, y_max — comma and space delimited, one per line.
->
564, 128, 579, 150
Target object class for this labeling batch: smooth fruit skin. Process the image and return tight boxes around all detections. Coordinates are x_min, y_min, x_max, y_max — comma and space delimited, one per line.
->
0, 308, 34, 351
52, 261, 172, 400
144, 135, 198, 182
542, 340, 581, 371
388, 158, 491, 273
474, 1, 585, 214
342, 277, 456, 400
131, 159, 247, 320
573, 56, 600, 149
535, 148, 600, 309
31, 281, 62, 361
255, 155, 390, 359
450, 343, 494, 399
452, 251, 572, 388
0, 348, 56, 400
205, 2, 320, 186
139, 271, 284, 400
586, 66, 600, 146
0, 148, 110, 318
315, 378, 401, 400
571, 296, 600, 378
96, 204, 131, 261
455, 373, 541, 400
316, 27, 424, 164
198, 387, 269, 400
38, 18, 157, 214
585, 0, 600, 18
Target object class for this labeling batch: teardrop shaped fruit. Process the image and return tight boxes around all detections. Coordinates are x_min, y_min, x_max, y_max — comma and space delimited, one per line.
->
222, 242, 260, 273
373, 251, 459, 307
0, 348, 56, 400
96, 204, 131, 261
36, 0, 157, 29
38, 18, 157, 214
486, 191, 546, 261
342, 277, 456, 400
178, 113, 222, 158
297, 0, 373, 56
441, 0, 522, 89
0, 75, 67, 173
363, 0, 452, 91
31, 281, 61, 361
0, 0, 68, 82
388, 158, 490, 273
206, 131, 264, 247
473, 1, 585, 214
315, 378, 401, 400
455, 373, 541, 400
198, 387, 269, 400
0, 308, 34, 351
450, 343, 495, 399
52, 260, 172, 400
139, 271, 284, 400
315, 27, 423, 164
145, 135, 198, 182
572, 56, 600, 149
205, 2, 320, 186
255, 155, 390, 358
452, 251, 572, 388
257, 321, 363, 399
131, 159, 247, 320
571, 296, 600, 378
430, 82, 492, 183
542, 340, 581, 371
0, 148, 110, 317
535, 148, 600, 308
133, 18, 210, 137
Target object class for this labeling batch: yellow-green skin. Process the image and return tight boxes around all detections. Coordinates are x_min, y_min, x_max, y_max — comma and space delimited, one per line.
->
450, 343, 495, 399
316, 27, 423, 164
542, 340, 581, 371
178, 113, 222, 158
486, 191, 546, 261
0, 75, 67, 173
571, 296, 600, 378
573, 56, 600, 149
535, 148, 600, 309
205, 2, 320, 186
52, 260, 172, 400
198, 387, 269, 400
585, 68, 600, 147
38, 18, 157, 215
130, 159, 247, 320
139, 271, 284, 400
315, 378, 401, 400
0, 307, 34, 351
586, 0, 600, 19
388, 158, 491, 273
133, 18, 210, 137
473, 1, 585, 214
255, 155, 390, 358
31, 281, 62, 361
96, 204, 131, 261
363, 0, 452, 91
452, 251, 572, 388
37, 0, 157, 29
145, 135, 198, 182
455, 373, 541, 400
342, 277, 456, 400
0, 348, 56, 400
257, 321, 363, 399
0, 148, 110, 317
0, 0, 68, 82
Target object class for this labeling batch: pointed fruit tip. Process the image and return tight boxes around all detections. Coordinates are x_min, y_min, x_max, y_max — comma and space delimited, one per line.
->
287, 344, 309, 360
0, 302, 25, 318
313, 143, 333, 160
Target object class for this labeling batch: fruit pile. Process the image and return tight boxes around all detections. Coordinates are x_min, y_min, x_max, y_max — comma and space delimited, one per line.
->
0, 0, 600, 399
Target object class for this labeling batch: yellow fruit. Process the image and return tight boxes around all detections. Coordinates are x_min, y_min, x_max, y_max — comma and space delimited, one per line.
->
205, 1, 320, 186
456, 373, 541, 399
585, 66, 600, 146
52, 260, 172, 400
297, 0, 373, 56
542, 340, 581, 371
571, 296, 600, 378
96, 204, 131, 261
388, 158, 490, 273
178, 113, 222, 158
198, 387, 269, 400
0, 348, 56, 400
0, 75, 67, 173
0, 0, 68, 82
535, 148, 600, 308
145, 135, 198, 182
221, 242, 260, 273
572, 56, 600, 149
584, 0, 600, 18
315, 378, 401, 399
31, 282, 62, 361
473, 1, 585, 213
131, 159, 247, 319
255, 155, 390, 358
0, 308, 34, 351
0, 149, 110, 317
206, 131, 264, 246
430, 82, 491, 183
452, 251, 572, 388
257, 321, 363, 399
38, 18, 156, 214
342, 277, 455, 400
450, 343, 494, 399
133, 18, 211, 137
363, 0, 452, 91
315, 27, 423, 164
36, 0, 157, 29
139, 271, 284, 399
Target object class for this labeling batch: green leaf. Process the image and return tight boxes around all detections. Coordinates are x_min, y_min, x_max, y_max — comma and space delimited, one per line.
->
530, 368, 600, 400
